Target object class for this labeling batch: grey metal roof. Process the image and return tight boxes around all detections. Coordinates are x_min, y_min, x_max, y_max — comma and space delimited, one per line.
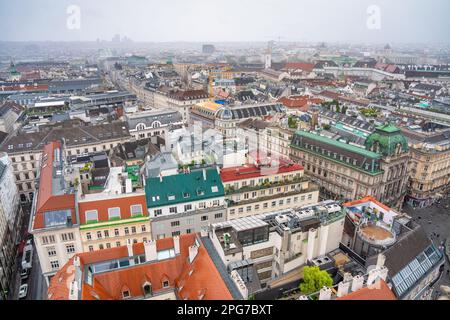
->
126, 109, 182, 130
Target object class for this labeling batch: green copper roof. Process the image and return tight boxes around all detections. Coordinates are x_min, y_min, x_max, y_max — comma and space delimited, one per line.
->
375, 123, 400, 133
365, 124, 408, 156
145, 167, 224, 208
293, 130, 380, 159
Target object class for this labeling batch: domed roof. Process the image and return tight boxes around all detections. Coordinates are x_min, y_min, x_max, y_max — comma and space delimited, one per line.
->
365, 124, 408, 157
215, 107, 233, 120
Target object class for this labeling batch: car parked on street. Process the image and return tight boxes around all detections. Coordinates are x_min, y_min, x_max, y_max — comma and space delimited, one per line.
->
18, 284, 28, 299
20, 268, 30, 280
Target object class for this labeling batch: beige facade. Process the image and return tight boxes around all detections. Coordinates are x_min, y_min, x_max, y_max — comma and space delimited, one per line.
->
79, 217, 151, 252
407, 143, 450, 207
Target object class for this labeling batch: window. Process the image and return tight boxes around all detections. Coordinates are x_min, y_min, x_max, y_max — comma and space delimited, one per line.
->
124, 227, 129, 235
106, 243, 111, 249
171, 221, 180, 227
85, 210, 98, 223
184, 204, 192, 211
186, 229, 192, 234
307, 194, 312, 200
154, 209, 162, 216
162, 281, 169, 288
41, 236, 49, 245
86, 233, 92, 241
88, 246, 94, 252
47, 247, 57, 257
97, 231, 102, 239
122, 290, 130, 298
246, 206, 251, 212
214, 213, 223, 219
131, 226, 136, 234
130, 205, 143, 217
172, 231, 180, 237
108, 207, 121, 220
99, 244, 104, 250
199, 202, 206, 209
66, 244, 75, 254
201, 216, 208, 221
116, 241, 121, 247
50, 260, 60, 269
114, 229, 119, 236
49, 235, 55, 243
141, 225, 146, 232
169, 207, 177, 214
104, 230, 109, 238
212, 200, 220, 207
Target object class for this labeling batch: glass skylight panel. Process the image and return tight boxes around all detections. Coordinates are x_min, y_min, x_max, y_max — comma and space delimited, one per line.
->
44, 209, 71, 227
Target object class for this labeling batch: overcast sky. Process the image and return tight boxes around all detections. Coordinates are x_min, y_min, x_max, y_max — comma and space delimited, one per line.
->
0, 0, 449, 43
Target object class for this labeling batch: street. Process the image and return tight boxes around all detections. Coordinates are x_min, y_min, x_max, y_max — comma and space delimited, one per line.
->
403, 197, 450, 296
8, 204, 47, 300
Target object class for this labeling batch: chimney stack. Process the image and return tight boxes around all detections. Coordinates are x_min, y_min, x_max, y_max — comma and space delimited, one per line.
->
337, 279, 351, 298
351, 275, 364, 292
189, 245, 199, 263
318, 286, 332, 300
144, 239, 157, 262
173, 236, 180, 255
376, 253, 386, 268
127, 239, 133, 257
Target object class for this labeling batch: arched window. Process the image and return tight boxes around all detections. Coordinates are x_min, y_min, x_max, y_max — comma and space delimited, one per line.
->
151, 121, 161, 129
136, 123, 146, 131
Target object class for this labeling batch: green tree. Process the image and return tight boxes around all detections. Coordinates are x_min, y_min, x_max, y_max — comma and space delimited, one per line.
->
288, 116, 298, 129
299, 266, 333, 295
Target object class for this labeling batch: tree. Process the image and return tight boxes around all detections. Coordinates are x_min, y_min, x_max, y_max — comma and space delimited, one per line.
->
288, 116, 298, 129
299, 266, 333, 295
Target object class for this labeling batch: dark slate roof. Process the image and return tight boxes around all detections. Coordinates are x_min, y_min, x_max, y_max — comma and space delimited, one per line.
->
126, 109, 182, 130
0, 121, 130, 153
368, 225, 431, 278
216, 103, 285, 120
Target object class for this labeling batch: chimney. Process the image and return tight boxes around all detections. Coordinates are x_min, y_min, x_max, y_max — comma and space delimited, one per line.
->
376, 253, 386, 268
318, 286, 332, 300
189, 245, 199, 263
202, 168, 206, 181
144, 239, 157, 262
337, 279, 351, 298
351, 275, 364, 292
127, 239, 133, 258
343, 272, 353, 283
159, 173, 163, 183
173, 236, 180, 255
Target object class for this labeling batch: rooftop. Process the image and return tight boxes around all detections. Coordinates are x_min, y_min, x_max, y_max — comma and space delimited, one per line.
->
48, 234, 235, 300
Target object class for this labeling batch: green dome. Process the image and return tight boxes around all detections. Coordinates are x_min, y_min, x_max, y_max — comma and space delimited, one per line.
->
365, 124, 408, 157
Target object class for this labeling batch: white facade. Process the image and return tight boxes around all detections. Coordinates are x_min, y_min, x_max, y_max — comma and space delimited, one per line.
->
0, 153, 19, 224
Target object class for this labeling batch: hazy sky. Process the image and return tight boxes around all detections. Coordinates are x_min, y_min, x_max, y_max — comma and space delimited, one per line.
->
0, 0, 449, 43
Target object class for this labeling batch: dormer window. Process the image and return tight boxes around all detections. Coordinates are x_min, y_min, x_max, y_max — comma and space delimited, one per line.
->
143, 283, 152, 296
162, 280, 169, 288
122, 290, 130, 299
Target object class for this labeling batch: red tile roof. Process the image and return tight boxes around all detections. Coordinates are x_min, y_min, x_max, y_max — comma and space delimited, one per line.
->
278, 96, 323, 110
337, 280, 397, 300
220, 158, 303, 183
284, 62, 315, 73
48, 234, 233, 300
32, 141, 76, 230
78, 194, 148, 224
343, 196, 391, 212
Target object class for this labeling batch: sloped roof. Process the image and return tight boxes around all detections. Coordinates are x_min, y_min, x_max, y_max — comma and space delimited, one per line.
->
337, 280, 396, 300
48, 234, 234, 300
145, 167, 224, 208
